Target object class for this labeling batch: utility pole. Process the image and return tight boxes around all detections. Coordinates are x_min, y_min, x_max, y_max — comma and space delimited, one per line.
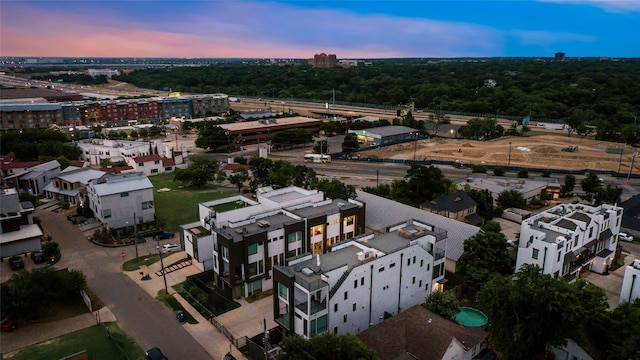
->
157, 241, 168, 293
507, 142, 512, 167
617, 147, 624, 173
629, 151, 638, 180
134, 212, 139, 259
263, 318, 270, 360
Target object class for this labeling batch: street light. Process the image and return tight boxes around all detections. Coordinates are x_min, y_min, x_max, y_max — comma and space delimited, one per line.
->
156, 242, 168, 293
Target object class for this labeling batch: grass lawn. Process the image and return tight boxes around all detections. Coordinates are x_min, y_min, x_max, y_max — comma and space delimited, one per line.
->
122, 254, 161, 271
149, 173, 239, 232
156, 289, 198, 324
33, 287, 105, 323
9, 323, 145, 360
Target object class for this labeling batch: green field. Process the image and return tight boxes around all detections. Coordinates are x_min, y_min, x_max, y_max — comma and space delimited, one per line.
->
149, 173, 239, 232
9, 323, 145, 360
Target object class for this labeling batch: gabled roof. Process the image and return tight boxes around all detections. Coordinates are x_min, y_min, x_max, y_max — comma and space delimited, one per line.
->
356, 190, 480, 262
100, 166, 134, 174
57, 167, 106, 185
420, 191, 477, 213
133, 154, 162, 163
162, 157, 175, 167
357, 305, 487, 360
68, 160, 86, 168
1, 160, 40, 172
90, 172, 153, 196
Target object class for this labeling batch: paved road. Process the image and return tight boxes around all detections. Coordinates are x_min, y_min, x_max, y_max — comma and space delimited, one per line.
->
36, 208, 212, 359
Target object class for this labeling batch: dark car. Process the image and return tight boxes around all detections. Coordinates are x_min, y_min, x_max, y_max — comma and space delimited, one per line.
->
145, 347, 168, 360
0, 318, 17, 332
153, 231, 175, 240
31, 251, 46, 264
67, 214, 78, 224
9, 256, 24, 270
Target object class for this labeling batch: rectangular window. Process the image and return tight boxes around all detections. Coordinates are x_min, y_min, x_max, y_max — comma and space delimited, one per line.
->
141, 201, 154, 210
413, 256, 416, 264
353, 280, 357, 288
287, 231, 301, 243
334, 304, 338, 312
278, 283, 288, 299
345, 216, 354, 226
379, 267, 385, 272
120, 192, 129, 197
344, 291, 348, 300
248, 262, 258, 277
343, 314, 347, 323
248, 243, 258, 255
412, 276, 416, 284
221, 246, 229, 261
420, 260, 424, 267
352, 303, 356, 312
360, 277, 364, 286
389, 263, 396, 268
532, 248, 539, 260
407, 259, 411, 266
151, 169, 159, 174
103, 209, 111, 218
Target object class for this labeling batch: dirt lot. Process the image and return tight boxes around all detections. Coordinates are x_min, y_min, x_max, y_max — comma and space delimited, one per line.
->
360, 133, 639, 174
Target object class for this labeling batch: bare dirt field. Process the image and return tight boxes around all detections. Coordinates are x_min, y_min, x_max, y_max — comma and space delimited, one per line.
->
360, 133, 639, 175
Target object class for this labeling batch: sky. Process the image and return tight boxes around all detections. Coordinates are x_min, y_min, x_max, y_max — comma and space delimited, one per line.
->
1, 0, 639, 58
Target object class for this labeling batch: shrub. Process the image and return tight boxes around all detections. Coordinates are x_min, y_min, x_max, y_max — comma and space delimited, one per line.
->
493, 167, 505, 176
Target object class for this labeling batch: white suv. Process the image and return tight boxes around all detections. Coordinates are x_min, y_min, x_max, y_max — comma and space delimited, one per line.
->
161, 243, 181, 253
618, 233, 634, 242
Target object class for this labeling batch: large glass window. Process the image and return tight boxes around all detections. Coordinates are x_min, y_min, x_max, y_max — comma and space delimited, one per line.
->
278, 283, 288, 299
103, 209, 111, 218
288, 231, 301, 243
310, 315, 328, 335
248, 243, 258, 255
532, 248, 539, 260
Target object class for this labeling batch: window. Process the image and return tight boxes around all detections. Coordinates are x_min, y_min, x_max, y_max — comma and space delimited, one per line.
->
345, 216, 354, 226
103, 209, 111, 218
389, 263, 396, 268
352, 303, 356, 312
278, 283, 288, 299
378, 267, 385, 272
420, 260, 424, 267
120, 192, 129, 197
221, 246, 229, 261
412, 276, 416, 284
343, 314, 347, 323
407, 259, 411, 266
413, 256, 416, 264
248, 243, 258, 255
151, 169, 159, 174
334, 304, 338, 312
344, 291, 348, 300
288, 231, 301, 243
138, 162, 144, 167
360, 277, 364, 286
142, 201, 154, 210
532, 248, 539, 260
353, 280, 357, 288
248, 262, 258, 277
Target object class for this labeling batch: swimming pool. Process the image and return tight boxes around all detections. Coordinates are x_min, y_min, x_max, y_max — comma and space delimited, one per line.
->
454, 307, 488, 327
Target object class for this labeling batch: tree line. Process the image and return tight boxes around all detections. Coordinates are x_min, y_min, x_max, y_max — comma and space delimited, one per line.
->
113, 59, 640, 126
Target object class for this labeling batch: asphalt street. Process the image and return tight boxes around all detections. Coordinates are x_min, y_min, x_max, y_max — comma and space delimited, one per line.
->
36, 208, 213, 360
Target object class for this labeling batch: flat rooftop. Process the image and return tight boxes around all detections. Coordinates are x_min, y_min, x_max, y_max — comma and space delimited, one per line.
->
290, 199, 358, 219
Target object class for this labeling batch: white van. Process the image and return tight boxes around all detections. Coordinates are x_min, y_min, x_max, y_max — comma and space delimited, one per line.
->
161, 243, 181, 253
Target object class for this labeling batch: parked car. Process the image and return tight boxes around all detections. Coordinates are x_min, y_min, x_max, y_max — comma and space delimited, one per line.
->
145, 347, 168, 360
9, 256, 24, 270
67, 214, 78, 224
0, 318, 17, 332
618, 233, 634, 242
153, 231, 175, 240
161, 243, 180, 253
31, 251, 46, 264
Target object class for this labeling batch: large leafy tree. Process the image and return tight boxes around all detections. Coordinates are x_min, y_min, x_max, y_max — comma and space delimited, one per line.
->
195, 124, 230, 151
228, 168, 249, 193
465, 188, 495, 220
561, 174, 576, 196
271, 128, 313, 149
496, 189, 526, 209
280, 333, 379, 360
457, 231, 512, 295
173, 156, 220, 187
313, 178, 356, 199
565, 108, 596, 137
404, 164, 451, 204
581, 172, 602, 196
424, 291, 459, 319
477, 265, 608, 360
341, 134, 360, 152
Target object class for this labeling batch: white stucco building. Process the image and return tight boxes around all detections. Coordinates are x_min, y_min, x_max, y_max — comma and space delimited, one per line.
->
85, 172, 155, 229
77, 139, 185, 167
515, 203, 622, 281
273, 218, 447, 338
619, 259, 640, 304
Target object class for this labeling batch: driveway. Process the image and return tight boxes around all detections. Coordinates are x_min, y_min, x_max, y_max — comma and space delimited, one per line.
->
581, 253, 637, 309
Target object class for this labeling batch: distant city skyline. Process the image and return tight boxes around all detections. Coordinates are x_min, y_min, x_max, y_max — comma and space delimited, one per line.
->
1, 0, 639, 58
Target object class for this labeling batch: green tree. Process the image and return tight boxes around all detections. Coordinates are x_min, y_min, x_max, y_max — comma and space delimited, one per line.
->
471, 164, 487, 174
100, 158, 113, 168
480, 221, 501, 233
42, 241, 60, 261
581, 172, 602, 196
594, 184, 622, 206
465, 188, 495, 220
620, 124, 639, 145
541, 170, 551, 177
55, 155, 70, 170
565, 108, 596, 137
424, 291, 459, 319
493, 167, 505, 176
497, 189, 526, 209
280, 333, 379, 360
313, 139, 330, 154
477, 265, 608, 360
341, 133, 360, 152
561, 174, 576, 196
173, 156, 220, 187
195, 124, 229, 151
248, 156, 274, 189
271, 128, 313, 149
457, 231, 512, 295
517, 169, 529, 178
228, 168, 249, 193
313, 178, 356, 199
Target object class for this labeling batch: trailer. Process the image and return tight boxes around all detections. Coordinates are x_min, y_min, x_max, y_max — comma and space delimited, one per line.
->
535, 122, 567, 130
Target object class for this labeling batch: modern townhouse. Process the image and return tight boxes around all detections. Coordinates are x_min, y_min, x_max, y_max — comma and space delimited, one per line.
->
515, 203, 623, 281
85, 172, 155, 229
43, 166, 106, 206
127, 154, 175, 176
179, 186, 365, 299
77, 138, 183, 167
2, 159, 60, 196
272, 218, 447, 338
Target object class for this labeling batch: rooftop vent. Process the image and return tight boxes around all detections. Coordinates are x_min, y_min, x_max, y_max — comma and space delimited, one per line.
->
301, 267, 314, 276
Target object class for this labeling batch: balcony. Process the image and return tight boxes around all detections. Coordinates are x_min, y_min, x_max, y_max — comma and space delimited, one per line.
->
295, 299, 327, 316
275, 313, 290, 330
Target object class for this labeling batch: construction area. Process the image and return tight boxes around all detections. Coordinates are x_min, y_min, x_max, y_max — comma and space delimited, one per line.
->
360, 133, 639, 175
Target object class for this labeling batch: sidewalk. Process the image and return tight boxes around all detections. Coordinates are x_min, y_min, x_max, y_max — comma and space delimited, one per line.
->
123, 251, 246, 360
0, 307, 117, 356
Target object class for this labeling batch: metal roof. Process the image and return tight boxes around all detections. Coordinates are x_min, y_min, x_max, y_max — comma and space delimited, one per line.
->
91, 172, 153, 196
0, 103, 62, 112
356, 190, 480, 262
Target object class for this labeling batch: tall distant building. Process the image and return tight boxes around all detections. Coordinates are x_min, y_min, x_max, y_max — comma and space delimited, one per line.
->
554, 52, 566, 61
308, 53, 338, 67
